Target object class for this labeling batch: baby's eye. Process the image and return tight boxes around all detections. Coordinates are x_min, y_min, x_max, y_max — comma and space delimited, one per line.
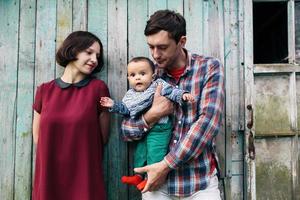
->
141, 72, 145, 76
130, 73, 135, 77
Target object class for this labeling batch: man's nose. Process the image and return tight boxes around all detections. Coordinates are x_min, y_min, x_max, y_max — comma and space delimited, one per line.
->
152, 48, 161, 59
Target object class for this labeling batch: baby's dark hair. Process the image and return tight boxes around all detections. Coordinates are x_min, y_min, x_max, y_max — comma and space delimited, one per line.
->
128, 57, 155, 73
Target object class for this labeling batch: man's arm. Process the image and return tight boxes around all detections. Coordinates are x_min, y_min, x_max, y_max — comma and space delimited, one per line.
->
134, 58, 225, 193
164, 58, 225, 168
121, 84, 174, 141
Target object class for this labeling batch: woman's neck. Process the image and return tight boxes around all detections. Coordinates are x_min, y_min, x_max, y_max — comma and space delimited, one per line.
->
61, 65, 87, 83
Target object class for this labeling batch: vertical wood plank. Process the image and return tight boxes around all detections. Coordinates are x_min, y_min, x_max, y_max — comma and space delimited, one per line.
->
288, 0, 296, 63
167, 0, 183, 14
35, 0, 57, 84
128, 0, 148, 59
87, 0, 109, 193
127, 1, 149, 199
107, 0, 128, 199
149, 0, 167, 15
14, 0, 36, 199
243, 0, 255, 199
88, 0, 108, 83
290, 72, 299, 200
184, 0, 203, 53
73, 0, 87, 31
33, 0, 57, 189
0, 0, 19, 199
56, 0, 72, 77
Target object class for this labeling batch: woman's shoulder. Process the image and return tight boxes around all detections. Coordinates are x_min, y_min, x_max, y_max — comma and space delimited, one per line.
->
36, 79, 56, 89
90, 77, 108, 88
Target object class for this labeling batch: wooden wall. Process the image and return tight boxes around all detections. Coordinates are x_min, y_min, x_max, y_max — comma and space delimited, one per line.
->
0, 0, 245, 199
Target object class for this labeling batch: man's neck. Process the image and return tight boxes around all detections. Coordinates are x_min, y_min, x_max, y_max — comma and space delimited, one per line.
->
167, 48, 187, 70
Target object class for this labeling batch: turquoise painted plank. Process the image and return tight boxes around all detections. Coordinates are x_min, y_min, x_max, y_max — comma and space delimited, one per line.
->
14, 0, 36, 199
35, 0, 57, 84
107, 0, 128, 199
184, 0, 203, 54
88, 0, 108, 83
33, 0, 57, 186
87, 0, 109, 192
0, 0, 20, 199
167, 0, 183, 14
73, 0, 87, 31
128, 0, 149, 59
127, 1, 149, 199
149, 0, 167, 15
56, 0, 72, 77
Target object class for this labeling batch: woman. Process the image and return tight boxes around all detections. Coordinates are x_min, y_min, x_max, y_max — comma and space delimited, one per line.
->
32, 31, 110, 200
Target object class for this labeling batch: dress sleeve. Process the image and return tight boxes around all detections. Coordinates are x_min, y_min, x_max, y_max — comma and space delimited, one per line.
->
32, 84, 43, 114
97, 81, 110, 113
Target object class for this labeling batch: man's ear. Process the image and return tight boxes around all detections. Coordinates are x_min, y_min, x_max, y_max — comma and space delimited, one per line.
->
179, 36, 187, 47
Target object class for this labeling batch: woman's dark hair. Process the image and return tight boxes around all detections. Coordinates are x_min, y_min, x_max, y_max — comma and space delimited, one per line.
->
144, 10, 186, 44
56, 31, 104, 73
129, 57, 155, 73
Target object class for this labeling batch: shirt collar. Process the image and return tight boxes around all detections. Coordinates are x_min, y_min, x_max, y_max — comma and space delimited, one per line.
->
55, 76, 93, 89
157, 48, 192, 78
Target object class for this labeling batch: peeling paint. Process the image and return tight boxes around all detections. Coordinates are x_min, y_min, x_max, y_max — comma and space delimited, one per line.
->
256, 161, 292, 200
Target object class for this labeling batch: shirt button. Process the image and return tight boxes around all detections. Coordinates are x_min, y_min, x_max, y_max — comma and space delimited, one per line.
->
143, 128, 148, 132
178, 121, 182, 125
175, 85, 179, 88
173, 140, 177, 144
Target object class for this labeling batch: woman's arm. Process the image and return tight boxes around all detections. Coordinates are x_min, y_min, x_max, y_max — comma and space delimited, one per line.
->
32, 111, 41, 144
99, 111, 110, 144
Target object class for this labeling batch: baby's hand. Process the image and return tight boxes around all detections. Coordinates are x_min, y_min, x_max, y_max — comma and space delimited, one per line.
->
100, 97, 114, 108
182, 93, 195, 102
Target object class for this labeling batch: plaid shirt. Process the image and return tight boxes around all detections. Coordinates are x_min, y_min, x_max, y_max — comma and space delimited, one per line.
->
121, 50, 225, 197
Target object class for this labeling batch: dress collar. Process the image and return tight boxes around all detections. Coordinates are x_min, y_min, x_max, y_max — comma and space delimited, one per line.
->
55, 76, 93, 89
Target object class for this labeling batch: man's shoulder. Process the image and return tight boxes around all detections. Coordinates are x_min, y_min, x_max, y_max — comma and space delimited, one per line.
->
188, 51, 222, 69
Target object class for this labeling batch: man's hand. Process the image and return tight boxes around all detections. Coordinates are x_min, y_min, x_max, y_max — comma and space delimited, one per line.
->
134, 160, 171, 193
143, 84, 174, 127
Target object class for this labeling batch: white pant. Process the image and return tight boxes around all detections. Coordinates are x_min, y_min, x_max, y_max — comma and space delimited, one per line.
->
142, 175, 221, 200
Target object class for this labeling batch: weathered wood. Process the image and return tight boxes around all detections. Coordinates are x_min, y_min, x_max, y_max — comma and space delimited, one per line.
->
149, 0, 167, 15
167, 0, 183, 14
107, 0, 128, 199
56, 0, 72, 77
33, 0, 57, 189
255, 137, 293, 200
254, 64, 300, 74
88, 0, 108, 83
73, 0, 87, 31
87, 0, 109, 193
184, 0, 203, 53
127, 0, 149, 199
14, 0, 36, 199
243, 0, 256, 199
0, 0, 19, 199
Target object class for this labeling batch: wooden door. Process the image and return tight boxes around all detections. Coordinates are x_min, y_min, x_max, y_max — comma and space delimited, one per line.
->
245, 1, 300, 199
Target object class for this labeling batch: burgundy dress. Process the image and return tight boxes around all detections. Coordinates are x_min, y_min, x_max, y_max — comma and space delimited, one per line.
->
32, 77, 109, 200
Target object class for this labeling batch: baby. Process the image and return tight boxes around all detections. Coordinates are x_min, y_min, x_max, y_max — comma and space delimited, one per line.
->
100, 56, 194, 190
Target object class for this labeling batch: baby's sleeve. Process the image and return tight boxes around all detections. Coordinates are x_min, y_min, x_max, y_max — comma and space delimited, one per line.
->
32, 85, 43, 114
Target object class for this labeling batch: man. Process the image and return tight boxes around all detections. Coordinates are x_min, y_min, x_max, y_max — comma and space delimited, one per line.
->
121, 10, 224, 199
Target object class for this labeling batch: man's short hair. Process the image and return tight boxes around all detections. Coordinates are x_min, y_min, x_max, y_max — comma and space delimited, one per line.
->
144, 9, 186, 43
